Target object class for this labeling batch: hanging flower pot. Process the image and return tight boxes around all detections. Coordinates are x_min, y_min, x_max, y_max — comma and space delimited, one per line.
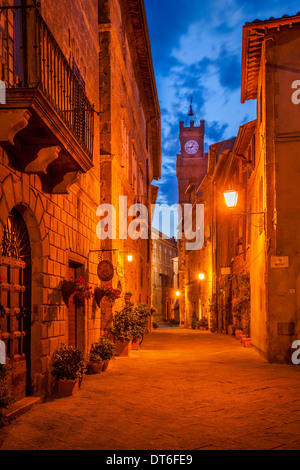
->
96, 286, 121, 305
124, 292, 132, 303
73, 277, 93, 303
62, 280, 76, 307
62, 277, 93, 306
94, 287, 106, 308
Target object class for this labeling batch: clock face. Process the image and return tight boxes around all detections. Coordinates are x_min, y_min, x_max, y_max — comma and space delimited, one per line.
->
184, 140, 199, 155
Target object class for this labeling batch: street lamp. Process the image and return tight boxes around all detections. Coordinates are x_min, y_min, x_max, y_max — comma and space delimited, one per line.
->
224, 190, 238, 209
175, 291, 180, 297
127, 255, 133, 263
223, 190, 265, 227
198, 273, 205, 281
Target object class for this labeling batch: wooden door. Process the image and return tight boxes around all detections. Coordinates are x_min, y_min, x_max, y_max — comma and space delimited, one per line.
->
0, 209, 31, 401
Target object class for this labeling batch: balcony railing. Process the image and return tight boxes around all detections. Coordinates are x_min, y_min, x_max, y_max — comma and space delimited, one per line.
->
0, 3, 94, 160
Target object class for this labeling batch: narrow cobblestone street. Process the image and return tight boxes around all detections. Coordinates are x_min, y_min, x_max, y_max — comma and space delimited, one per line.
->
0, 329, 300, 450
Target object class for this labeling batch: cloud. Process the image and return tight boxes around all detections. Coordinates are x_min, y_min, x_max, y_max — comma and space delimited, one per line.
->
206, 121, 230, 143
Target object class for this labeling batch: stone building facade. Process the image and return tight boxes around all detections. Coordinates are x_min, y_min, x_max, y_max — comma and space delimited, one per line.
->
0, 0, 160, 401
99, 0, 161, 333
152, 228, 178, 323
177, 12, 300, 363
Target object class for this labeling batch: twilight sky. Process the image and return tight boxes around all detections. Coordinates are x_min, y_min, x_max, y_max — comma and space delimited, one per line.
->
145, 0, 300, 215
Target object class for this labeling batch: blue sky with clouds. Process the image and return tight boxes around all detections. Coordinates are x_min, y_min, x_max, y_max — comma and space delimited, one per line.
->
145, 0, 300, 214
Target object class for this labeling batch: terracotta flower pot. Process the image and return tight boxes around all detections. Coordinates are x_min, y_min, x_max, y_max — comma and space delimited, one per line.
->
228, 326, 234, 336
235, 329, 243, 339
102, 360, 110, 372
115, 339, 131, 357
132, 337, 140, 350
57, 379, 79, 397
244, 338, 252, 348
87, 362, 102, 374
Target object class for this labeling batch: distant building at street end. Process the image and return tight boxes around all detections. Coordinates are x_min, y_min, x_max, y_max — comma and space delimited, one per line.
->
152, 228, 178, 324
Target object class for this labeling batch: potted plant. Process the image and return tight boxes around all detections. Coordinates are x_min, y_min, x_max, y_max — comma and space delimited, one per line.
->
51, 345, 86, 397
110, 306, 134, 356
131, 304, 151, 349
198, 318, 208, 330
228, 324, 234, 336
232, 273, 250, 340
90, 337, 116, 372
150, 306, 157, 316
191, 314, 198, 330
243, 337, 252, 348
94, 285, 121, 307
87, 348, 103, 374
209, 295, 217, 332
62, 276, 93, 307
73, 277, 93, 302
131, 324, 145, 350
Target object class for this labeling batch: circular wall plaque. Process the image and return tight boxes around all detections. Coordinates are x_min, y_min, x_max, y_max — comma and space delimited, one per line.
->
97, 260, 114, 282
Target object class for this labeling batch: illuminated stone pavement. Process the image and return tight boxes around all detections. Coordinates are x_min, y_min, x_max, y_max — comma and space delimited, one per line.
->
0, 329, 300, 450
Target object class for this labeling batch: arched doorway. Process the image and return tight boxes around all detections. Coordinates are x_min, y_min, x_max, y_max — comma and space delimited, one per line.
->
0, 208, 31, 401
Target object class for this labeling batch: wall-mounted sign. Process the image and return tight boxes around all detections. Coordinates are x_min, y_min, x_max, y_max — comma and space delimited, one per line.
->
271, 256, 289, 269
116, 262, 124, 278
221, 267, 231, 275
97, 260, 114, 282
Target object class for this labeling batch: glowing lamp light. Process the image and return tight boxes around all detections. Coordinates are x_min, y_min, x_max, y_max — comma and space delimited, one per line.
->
127, 255, 133, 262
198, 273, 205, 281
224, 190, 238, 208
175, 291, 180, 297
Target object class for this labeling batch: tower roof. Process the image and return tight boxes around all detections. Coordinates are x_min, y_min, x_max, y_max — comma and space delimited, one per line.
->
184, 96, 200, 126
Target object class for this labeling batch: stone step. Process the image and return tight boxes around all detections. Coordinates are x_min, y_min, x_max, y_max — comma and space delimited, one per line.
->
4, 396, 43, 421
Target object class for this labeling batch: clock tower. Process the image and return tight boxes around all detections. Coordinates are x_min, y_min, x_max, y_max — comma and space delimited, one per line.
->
176, 115, 208, 205
176, 104, 208, 328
